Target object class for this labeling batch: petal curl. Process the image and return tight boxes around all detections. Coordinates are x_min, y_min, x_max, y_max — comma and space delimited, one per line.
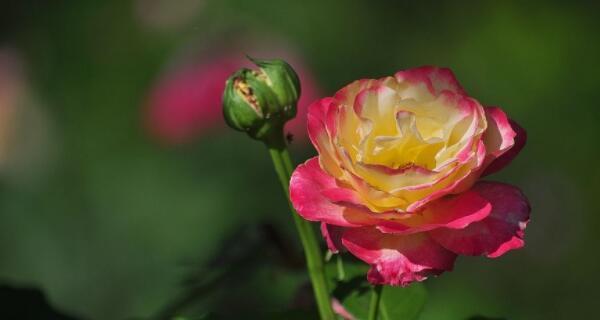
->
376, 186, 492, 234
482, 107, 515, 156
429, 181, 530, 257
321, 223, 345, 253
342, 228, 456, 286
307, 98, 345, 178
480, 107, 527, 177
290, 157, 377, 227
307, 97, 334, 144
482, 117, 527, 176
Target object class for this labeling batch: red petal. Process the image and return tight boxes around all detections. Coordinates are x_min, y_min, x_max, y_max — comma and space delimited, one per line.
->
429, 181, 530, 257
321, 223, 345, 253
342, 228, 456, 286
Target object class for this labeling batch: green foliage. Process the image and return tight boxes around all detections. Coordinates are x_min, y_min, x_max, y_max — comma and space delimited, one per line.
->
327, 256, 427, 320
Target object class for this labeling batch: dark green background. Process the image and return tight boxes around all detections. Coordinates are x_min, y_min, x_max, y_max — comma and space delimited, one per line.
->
0, 0, 598, 319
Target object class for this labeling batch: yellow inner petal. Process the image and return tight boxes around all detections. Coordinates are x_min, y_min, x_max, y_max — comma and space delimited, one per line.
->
324, 76, 487, 213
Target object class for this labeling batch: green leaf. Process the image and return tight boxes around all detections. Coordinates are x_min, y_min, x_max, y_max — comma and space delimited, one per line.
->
327, 255, 427, 320
379, 284, 427, 320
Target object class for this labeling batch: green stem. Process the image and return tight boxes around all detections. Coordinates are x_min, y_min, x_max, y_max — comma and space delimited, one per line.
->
266, 133, 335, 320
336, 254, 345, 281
368, 285, 383, 320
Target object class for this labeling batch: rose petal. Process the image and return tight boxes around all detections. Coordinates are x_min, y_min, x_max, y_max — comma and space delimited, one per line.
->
394, 66, 467, 97
321, 223, 345, 253
307, 98, 335, 144
332, 298, 356, 320
429, 181, 530, 257
402, 139, 486, 212
333, 79, 381, 107
341, 227, 456, 286
376, 186, 492, 234
482, 118, 527, 176
290, 157, 377, 227
307, 98, 346, 179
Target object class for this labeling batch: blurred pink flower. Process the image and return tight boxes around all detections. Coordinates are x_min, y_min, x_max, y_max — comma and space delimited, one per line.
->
145, 51, 320, 145
0, 50, 23, 166
0, 48, 55, 181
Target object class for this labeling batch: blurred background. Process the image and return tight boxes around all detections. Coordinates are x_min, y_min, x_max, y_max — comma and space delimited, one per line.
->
0, 0, 599, 319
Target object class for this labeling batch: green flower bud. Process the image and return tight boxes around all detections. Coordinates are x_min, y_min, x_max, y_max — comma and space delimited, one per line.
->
247, 56, 300, 118
222, 57, 301, 141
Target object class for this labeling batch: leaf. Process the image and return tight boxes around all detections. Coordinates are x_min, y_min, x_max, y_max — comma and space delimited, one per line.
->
379, 284, 427, 320
261, 309, 319, 320
327, 255, 427, 320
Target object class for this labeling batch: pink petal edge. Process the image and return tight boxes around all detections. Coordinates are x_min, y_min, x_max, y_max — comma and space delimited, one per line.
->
394, 66, 467, 96
376, 186, 492, 235
483, 117, 527, 176
429, 181, 530, 257
342, 227, 456, 286
289, 157, 377, 227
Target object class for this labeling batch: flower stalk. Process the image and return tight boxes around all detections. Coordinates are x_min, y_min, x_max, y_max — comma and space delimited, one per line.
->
222, 57, 334, 319
266, 131, 334, 320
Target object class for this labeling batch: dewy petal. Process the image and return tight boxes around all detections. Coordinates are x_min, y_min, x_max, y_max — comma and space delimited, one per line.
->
482, 118, 527, 176
321, 223, 345, 253
429, 181, 530, 258
376, 186, 492, 234
290, 157, 377, 227
341, 228, 456, 286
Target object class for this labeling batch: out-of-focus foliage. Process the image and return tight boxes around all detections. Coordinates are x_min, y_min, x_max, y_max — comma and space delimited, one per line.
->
0, 0, 598, 319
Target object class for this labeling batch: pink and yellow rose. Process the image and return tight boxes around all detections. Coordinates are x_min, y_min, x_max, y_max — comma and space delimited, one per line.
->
290, 66, 529, 286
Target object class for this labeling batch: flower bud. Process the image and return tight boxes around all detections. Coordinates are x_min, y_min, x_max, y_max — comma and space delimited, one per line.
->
248, 57, 300, 117
222, 57, 300, 141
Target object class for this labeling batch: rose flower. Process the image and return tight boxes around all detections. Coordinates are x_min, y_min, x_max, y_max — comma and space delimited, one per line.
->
290, 66, 529, 286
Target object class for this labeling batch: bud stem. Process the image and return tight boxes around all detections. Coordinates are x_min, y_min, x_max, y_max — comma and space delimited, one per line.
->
266, 130, 335, 320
